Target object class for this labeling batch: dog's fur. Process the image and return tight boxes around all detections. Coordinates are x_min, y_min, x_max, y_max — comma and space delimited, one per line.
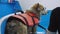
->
6, 3, 48, 34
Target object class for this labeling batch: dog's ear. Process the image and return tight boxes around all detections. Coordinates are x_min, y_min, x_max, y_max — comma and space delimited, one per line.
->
39, 4, 44, 10
31, 3, 39, 9
31, 3, 44, 10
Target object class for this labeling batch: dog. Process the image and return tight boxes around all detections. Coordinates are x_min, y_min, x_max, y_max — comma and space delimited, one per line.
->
5, 3, 48, 34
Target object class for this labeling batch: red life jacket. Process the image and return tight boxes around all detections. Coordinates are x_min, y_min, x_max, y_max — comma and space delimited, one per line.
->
11, 12, 39, 27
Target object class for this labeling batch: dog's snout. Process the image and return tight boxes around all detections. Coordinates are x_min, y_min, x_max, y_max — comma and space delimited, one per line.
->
40, 10, 48, 15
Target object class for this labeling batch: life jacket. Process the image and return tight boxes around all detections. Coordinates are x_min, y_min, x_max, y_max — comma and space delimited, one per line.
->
11, 12, 39, 27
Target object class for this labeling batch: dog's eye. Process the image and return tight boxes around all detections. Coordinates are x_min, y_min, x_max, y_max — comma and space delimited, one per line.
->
42, 7, 46, 10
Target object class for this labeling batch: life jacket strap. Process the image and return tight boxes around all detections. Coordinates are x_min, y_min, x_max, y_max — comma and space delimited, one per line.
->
17, 14, 29, 26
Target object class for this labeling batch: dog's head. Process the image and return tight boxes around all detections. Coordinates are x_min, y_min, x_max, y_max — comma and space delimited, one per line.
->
30, 3, 48, 15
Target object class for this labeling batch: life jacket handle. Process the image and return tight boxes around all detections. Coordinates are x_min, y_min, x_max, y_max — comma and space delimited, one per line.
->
15, 10, 24, 15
